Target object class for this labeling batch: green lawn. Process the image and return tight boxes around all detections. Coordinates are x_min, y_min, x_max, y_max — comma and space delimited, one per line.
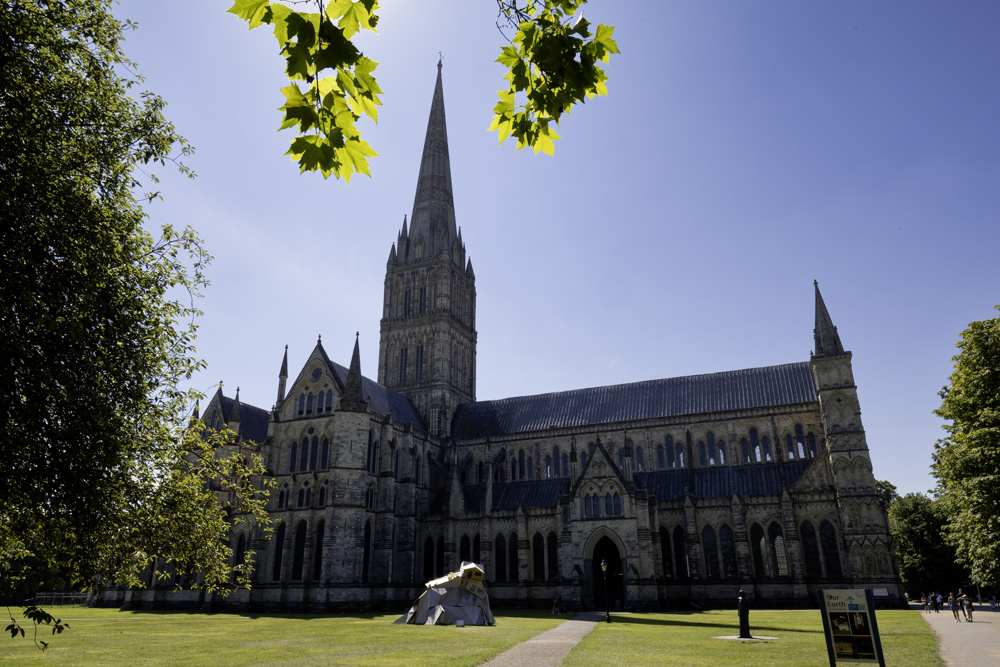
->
2, 607, 940, 666
563, 610, 941, 667
1, 608, 562, 666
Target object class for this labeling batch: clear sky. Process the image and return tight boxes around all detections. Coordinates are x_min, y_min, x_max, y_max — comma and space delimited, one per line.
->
115, 0, 1000, 497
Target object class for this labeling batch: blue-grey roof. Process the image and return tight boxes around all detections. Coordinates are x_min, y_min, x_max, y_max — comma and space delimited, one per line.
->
491, 479, 571, 511
219, 395, 270, 444
330, 361, 426, 433
634, 460, 812, 500
451, 362, 816, 439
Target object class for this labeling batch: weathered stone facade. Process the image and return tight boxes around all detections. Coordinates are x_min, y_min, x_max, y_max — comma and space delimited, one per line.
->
105, 64, 901, 613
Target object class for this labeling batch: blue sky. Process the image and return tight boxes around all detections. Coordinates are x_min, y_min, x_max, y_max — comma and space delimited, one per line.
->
116, 0, 1000, 496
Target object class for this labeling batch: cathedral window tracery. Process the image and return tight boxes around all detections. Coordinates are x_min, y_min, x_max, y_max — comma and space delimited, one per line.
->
271, 521, 286, 582
769, 522, 788, 576
702, 526, 719, 579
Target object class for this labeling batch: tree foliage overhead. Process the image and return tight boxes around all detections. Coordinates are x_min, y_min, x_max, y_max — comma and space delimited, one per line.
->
1, 0, 269, 646
887, 493, 968, 595
227, 0, 618, 178
932, 306, 1000, 588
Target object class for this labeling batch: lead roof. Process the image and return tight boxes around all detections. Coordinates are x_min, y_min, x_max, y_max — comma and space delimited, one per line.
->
451, 362, 816, 439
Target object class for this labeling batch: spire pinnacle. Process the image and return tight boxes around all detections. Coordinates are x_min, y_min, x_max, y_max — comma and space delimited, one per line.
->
340, 333, 368, 412
279, 344, 288, 378
405, 62, 457, 262
814, 281, 845, 356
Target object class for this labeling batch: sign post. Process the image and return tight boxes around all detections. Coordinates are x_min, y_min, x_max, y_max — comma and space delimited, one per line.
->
819, 589, 886, 666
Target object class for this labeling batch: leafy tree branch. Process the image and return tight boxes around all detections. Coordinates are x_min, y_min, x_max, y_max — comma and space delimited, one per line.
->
227, 0, 617, 177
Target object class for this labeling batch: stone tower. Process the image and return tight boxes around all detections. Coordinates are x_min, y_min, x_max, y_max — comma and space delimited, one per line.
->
378, 62, 477, 437
810, 282, 894, 578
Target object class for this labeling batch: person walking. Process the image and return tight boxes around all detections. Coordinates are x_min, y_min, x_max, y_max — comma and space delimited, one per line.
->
949, 593, 962, 622
921, 594, 929, 613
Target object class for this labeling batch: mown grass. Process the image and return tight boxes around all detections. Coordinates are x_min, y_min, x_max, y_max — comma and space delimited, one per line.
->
563, 609, 941, 667
1, 607, 940, 666
1, 607, 562, 666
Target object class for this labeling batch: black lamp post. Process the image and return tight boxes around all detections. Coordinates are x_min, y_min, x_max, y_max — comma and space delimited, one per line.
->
601, 558, 611, 623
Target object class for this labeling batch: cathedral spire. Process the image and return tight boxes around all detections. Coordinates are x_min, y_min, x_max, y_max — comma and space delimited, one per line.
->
340, 332, 368, 412
277, 344, 288, 403
406, 61, 457, 262
813, 281, 845, 357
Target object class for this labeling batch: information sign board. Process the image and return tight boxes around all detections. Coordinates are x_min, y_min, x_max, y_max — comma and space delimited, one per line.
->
819, 588, 886, 666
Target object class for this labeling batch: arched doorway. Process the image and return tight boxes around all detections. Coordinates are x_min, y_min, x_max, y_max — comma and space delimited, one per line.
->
590, 536, 624, 611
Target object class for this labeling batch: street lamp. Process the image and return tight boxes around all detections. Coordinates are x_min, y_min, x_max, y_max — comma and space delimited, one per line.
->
601, 558, 611, 623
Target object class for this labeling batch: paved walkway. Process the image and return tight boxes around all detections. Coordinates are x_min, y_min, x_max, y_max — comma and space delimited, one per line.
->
915, 603, 1000, 666
480, 612, 604, 667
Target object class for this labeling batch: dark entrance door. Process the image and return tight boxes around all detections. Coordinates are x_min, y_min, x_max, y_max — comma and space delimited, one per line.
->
591, 536, 624, 611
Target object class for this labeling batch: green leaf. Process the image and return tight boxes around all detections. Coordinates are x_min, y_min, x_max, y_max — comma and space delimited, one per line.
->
227, 0, 271, 29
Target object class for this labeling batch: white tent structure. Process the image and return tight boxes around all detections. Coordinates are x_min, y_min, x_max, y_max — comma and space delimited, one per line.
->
395, 562, 495, 626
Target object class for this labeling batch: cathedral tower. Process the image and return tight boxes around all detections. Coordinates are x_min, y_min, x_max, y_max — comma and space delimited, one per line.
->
810, 282, 894, 579
378, 62, 477, 437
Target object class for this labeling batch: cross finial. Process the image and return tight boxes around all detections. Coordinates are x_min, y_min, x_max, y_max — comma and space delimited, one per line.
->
438, 52, 443, 69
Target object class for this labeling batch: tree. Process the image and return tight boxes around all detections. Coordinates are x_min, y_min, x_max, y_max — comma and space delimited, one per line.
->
227, 0, 618, 179
932, 305, 1000, 588
887, 493, 968, 595
1, 0, 269, 648
874, 478, 899, 512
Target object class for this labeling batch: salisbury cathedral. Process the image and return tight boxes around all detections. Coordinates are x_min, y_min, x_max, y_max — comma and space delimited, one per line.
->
108, 64, 901, 612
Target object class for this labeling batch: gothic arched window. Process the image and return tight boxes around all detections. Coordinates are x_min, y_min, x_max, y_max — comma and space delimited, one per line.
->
547, 532, 558, 581
231, 533, 247, 584
659, 526, 672, 579
309, 435, 319, 470
494, 534, 507, 583
666, 435, 675, 468
740, 438, 750, 464
532, 532, 545, 581
761, 436, 773, 462
657, 444, 665, 469
460, 535, 471, 563
750, 428, 762, 463
702, 525, 719, 579
706, 432, 716, 465
508, 531, 519, 582
750, 523, 767, 577
801, 520, 822, 578
720, 524, 737, 578
786, 434, 796, 460
313, 520, 325, 580
698, 442, 707, 467
288, 442, 297, 474
672, 526, 689, 580
553, 446, 561, 476
635, 446, 644, 471
292, 520, 307, 581
271, 521, 286, 582
769, 522, 788, 576
820, 520, 843, 577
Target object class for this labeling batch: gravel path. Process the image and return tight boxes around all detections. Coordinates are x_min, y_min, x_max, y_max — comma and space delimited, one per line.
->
917, 603, 1000, 666
480, 612, 604, 667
